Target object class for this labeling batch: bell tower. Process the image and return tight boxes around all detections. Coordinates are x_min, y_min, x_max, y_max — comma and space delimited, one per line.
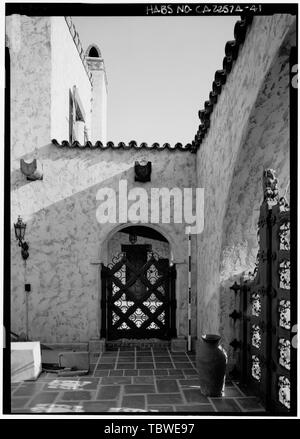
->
86, 44, 107, 143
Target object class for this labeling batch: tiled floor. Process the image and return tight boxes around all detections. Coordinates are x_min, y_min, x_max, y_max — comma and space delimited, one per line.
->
11, 347, 265, 414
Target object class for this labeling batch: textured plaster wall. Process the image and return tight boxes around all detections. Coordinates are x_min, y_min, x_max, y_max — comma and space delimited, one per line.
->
51, 17, 92, 142
7, 15, 52, 163
88, 62, 107, 143
196, 14, 295, 355
11, 142, 197, 342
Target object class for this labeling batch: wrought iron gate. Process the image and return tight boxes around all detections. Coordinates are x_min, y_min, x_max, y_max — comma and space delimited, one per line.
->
232, 170, 295, 413
100, 249, 177, 340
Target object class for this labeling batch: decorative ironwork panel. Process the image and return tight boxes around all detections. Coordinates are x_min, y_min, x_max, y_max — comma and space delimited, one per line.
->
279, 260, 290, 290
251, 355, 261, 381
251, 324, 262, 349
278, 338, 290, 370
278, 376, 290, 409
279, 221, 290, 251
101, 248, 177, 340
251, 292, 261, 317
279, 300, 290, 330
237, 170, 294, 413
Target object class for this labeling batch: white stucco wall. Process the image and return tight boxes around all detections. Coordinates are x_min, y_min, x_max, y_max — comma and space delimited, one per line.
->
10, 142, 197, 342
7, 15, 52, 164
195, 14, 295, 354
50, 17, 92, 142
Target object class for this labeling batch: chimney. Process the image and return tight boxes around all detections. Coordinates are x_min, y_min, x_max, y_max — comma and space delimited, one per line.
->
86, 44, 107, 144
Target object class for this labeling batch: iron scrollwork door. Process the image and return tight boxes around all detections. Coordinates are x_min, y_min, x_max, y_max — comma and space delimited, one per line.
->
101, 249, 177, 340
269, 201, 291, 411
241, 201, 270, 406
239, 170, 294, 413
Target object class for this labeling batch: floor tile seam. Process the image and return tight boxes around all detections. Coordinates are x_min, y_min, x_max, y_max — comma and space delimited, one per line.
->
207, 397, 219, 412
115, 381, 123, 409
231, 381, 247, 397
93, 350, 102, 374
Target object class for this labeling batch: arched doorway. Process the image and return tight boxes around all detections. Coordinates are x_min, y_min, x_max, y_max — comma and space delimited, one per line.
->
100, 225, 177, 341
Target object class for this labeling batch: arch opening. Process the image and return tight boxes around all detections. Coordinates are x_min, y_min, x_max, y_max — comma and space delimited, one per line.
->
100, 224, 177, 341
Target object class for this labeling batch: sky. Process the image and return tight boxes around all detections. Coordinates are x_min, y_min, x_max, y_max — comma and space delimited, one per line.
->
72, 16, 237, 145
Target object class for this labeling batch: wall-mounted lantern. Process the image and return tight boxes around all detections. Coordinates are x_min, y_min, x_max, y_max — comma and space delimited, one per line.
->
134, 160, 152, 182
14, 216, 29, 260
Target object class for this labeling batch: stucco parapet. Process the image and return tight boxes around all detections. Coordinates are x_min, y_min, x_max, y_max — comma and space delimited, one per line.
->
193, 12, 254, 151
52, 138, 194, 152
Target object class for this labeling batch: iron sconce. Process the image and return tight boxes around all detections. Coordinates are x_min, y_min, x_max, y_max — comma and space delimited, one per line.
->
14, 216, 29, 260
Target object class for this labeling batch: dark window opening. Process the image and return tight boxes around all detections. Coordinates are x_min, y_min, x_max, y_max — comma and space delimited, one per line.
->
88, 46, 100, 57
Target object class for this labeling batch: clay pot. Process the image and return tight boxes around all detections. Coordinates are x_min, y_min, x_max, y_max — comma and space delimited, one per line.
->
196, 334, 227, 397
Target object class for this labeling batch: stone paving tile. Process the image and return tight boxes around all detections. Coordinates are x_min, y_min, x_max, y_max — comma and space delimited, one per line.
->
183, 369, 198, 375
101, 352, 118, 357
209, 398, 241, 412
172, 356, 190, 362
29, 392, 60, 406
138, 369, 153, 376
137, 363, 155, 369
148, 405, 174, 412
133, 376, 155, 384
11, 397, 32, 408
96, 385, 121, 400
94, 370, 109, 377
156, 379, 179, 393
99, 357, 118, 363
45, 402, 86, 413
174, 362, 193, 369
147, 393, 183, 405
154, 357, 172, 362
156, 363, 173, 369
154, 369, 168, 376
12, 408, 32, 414
119, 357, 135, 362
82, 401, 117, 412
124, 384, 156, 394
223, 386, 244, 397
124, 369, 138, 376
179, 379, 200, 388
122, 395, 145, 410
73, 380, 100, 390
175, 404, 215, 412
235, 397, 265, 411
97, 363, 115, 370
168, 370, 184, 376
10, 348, 266, 414
101, 377, 132, 385
59, 391, 94, 401
137, 357, 153, 362
183, 389, 209, 403
116, 363, 135, 369
109, 370, 124, 376
13, 382, 45, 396
136, 351, 152, 356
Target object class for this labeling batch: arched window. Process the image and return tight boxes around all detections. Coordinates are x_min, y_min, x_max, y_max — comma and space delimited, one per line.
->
88, 46, 100, 57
